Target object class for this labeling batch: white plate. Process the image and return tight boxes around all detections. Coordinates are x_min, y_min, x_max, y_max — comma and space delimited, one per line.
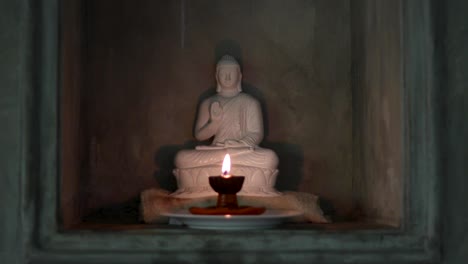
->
162, 209, 302, 230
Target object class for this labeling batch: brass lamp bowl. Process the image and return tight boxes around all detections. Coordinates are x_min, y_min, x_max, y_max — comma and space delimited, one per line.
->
189, 175, 265, 215
209, 176, 244, 208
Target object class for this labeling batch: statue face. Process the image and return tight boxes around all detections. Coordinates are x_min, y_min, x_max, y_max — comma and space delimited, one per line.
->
217, 66, 240, 90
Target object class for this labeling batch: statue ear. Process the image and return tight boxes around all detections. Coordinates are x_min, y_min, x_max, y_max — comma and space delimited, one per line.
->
237, 70, 243, 92
215, 69, 219, 82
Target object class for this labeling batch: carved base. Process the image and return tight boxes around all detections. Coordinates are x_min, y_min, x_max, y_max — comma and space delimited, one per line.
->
171, 165, 281, 198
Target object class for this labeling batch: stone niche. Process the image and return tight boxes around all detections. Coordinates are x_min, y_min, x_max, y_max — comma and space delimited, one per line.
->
61, 0, 402, 229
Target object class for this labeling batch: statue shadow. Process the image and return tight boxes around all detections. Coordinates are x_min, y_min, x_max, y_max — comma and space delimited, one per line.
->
242, 82, 304, 190
261, 142, 303, 191
196, 81, 303, 191
152, 83, 304, 193
153, 40, 303, 193
152, 145, 179, 191
152, 141, 197, 192
213, 40, 303, 189
214, 39, 244, 71
152, 85, 216, 191
152, 84, 216, 191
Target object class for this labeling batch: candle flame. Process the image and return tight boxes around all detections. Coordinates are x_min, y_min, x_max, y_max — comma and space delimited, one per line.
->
221, 154, 231, 178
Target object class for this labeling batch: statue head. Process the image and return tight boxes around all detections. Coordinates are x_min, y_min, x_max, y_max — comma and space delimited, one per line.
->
216, 55, 242, 93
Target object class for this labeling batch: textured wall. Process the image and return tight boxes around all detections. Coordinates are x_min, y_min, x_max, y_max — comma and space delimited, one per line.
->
351, 0, 402, 226
61, 0, 86, 228
0, 0, 28, 263
79, 0, 353, 215
443, 0, 468, 262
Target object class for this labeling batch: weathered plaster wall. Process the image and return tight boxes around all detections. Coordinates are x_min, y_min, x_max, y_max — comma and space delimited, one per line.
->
351, 0, 402, 226
0, 0, 28, 263
79, 0, 353, 216
61, 0, 86, 228
443, 0, 468, 262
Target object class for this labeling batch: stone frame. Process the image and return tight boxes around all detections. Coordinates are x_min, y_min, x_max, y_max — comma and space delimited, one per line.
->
20, 0, 441, 263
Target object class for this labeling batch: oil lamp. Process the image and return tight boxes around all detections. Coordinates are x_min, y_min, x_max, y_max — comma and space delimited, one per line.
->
189, 154, 265, 215
208, 154, 244, 208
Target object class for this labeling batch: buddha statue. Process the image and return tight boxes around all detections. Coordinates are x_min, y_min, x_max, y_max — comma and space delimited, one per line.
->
171, 55, 281, 198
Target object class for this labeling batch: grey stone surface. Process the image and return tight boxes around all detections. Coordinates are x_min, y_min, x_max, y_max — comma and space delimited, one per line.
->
0, 0, 29, 263
443, 0, 468, 263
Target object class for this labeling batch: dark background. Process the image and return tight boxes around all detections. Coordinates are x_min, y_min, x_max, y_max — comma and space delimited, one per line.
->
61, 0, 402, 227
1, 0, 467, 263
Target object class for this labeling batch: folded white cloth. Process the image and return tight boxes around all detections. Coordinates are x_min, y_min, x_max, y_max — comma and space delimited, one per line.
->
140, 188, 329, 224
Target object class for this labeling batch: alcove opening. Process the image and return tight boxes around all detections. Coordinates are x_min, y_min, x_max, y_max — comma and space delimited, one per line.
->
61, 0, 402, 230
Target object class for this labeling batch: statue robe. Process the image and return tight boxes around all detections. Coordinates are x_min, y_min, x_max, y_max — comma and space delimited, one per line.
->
175, 93, 278, 169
